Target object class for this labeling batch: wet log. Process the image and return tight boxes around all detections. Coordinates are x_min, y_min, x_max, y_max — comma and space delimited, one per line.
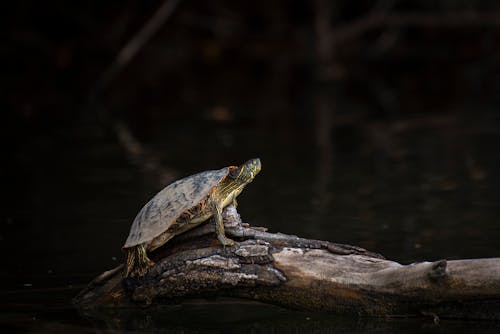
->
74, 208, 500, 320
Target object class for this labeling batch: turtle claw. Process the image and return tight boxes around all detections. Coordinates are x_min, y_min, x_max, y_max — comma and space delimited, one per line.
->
218, 236, 237, 248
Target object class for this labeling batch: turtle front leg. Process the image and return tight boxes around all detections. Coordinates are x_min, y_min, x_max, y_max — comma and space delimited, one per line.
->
213, 203, 236, 246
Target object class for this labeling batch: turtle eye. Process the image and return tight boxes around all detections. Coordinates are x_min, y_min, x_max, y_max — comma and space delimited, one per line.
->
228, 166, 239, 178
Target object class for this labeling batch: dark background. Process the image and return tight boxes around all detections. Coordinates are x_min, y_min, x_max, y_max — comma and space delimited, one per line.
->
2, 0, 500, 332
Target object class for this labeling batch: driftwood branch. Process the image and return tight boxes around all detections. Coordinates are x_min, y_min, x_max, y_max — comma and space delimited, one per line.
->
74, 208, 500, 320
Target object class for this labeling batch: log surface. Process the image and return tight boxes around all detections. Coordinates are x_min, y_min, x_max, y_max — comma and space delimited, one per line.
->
74, 212, 500, 320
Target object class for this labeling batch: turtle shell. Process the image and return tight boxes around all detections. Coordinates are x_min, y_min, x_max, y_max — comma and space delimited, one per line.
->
123, 167, 230, 249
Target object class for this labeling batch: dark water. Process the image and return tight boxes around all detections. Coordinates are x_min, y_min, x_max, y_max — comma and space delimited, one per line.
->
4, 295, 500, 333
2, 101, 500, 332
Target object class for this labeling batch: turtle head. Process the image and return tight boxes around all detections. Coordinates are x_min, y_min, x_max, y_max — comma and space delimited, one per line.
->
230, 158, 261, 185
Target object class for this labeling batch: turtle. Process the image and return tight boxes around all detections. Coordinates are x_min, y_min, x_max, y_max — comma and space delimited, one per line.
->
122, 158, 261, 277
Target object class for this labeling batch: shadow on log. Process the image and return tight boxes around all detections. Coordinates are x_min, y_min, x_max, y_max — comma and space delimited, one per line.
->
74, 207, 500, 320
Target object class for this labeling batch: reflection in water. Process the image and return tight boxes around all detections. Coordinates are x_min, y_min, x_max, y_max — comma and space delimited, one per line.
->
4, 296, 500, 333
77, 300, 500, 333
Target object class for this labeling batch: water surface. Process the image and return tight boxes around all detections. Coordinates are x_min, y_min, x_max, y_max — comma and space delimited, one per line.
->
3, 100, 500, 333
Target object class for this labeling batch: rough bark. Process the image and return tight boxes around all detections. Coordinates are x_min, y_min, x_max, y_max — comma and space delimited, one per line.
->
74, 210, 500, 320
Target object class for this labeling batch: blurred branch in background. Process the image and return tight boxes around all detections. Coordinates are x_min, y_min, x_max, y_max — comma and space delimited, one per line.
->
314, 5, 500, 69
7, 0, 500, 127
90, 0, 182, 186
8, 0, 500, 178
331, 11, 500, 45
308, 1, 500, 97
113, 121, 176, 185
92, 0, 182, 100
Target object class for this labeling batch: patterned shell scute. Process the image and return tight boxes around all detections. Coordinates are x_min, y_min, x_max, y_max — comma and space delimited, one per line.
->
123, 167, 229, 248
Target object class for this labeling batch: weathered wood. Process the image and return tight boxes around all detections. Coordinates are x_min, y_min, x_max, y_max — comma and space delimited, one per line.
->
74, 210, 500, 319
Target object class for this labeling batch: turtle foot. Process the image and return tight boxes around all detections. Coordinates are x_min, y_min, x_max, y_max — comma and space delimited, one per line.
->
128, 259, 154, 278
218, 236, 237, 247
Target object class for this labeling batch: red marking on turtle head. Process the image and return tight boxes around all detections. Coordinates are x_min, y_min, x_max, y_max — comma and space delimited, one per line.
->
208, 185, 218, 195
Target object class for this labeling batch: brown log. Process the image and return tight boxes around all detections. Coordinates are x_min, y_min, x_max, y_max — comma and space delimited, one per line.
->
74, 211, 500, 320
